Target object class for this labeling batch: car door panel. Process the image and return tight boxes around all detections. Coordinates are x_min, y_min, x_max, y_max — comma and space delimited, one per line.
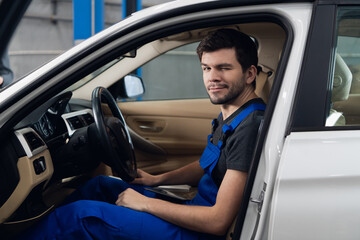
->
270, 131, 360, 240
128, 116, 211, 154
118, 99, 220, 174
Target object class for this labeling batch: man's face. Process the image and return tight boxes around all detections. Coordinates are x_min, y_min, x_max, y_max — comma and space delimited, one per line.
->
201, 48, 246, 105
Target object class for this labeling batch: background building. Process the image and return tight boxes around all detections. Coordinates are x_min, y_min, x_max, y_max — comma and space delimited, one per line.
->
8, 0, 171, 80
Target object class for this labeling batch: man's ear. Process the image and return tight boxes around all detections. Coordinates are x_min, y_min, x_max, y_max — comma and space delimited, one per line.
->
245, 65, 257, 85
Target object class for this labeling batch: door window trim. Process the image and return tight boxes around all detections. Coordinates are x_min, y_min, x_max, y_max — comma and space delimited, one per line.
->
289, 4, 337, 133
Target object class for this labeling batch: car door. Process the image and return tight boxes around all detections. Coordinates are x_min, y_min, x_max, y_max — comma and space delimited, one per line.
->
253, 2, 360, 240
119, 99, 219, 174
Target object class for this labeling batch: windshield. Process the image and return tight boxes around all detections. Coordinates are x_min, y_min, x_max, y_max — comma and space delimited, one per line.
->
65, 58, 121, 92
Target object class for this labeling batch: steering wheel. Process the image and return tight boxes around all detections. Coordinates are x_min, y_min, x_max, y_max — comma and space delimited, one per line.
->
91, 87, 137, 182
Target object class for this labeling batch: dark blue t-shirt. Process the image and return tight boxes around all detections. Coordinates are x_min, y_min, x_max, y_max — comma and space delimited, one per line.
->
211, 98, 265, 188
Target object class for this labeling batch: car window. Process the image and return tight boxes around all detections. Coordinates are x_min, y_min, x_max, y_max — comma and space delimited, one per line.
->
2, 0, 74, 87
139, 42, 207, 101
326, 7, 360, 126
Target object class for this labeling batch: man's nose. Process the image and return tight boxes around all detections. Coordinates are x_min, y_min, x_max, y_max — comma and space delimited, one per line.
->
208, 69, 220, 82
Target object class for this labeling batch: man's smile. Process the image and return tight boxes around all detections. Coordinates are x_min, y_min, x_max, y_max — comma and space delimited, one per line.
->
208, 84, 228, 93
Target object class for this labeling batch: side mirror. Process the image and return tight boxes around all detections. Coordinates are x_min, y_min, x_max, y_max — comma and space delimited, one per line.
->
120, 74, 145, 99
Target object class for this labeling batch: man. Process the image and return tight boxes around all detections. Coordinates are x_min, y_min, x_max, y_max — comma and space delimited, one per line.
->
21, 29, 265, 240
0, 48, 13, 88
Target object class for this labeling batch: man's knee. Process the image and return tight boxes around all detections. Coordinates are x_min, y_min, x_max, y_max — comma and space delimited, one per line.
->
88, 175, 107, 186
60, 200, 110, 220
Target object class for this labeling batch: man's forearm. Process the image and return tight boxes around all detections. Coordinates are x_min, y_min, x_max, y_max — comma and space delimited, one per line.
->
145, 197, 227, 235
117, 188, 226, 235
156, 161, 204, 186
117, 170, 247, 236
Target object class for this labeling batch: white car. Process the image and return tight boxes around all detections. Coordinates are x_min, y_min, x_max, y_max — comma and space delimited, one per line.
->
0, 0, 360, 239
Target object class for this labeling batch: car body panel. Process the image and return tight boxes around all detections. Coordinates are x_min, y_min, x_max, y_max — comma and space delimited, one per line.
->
270, 130, 360, 240
240, 3, 313, 239
3, 0, 360, 239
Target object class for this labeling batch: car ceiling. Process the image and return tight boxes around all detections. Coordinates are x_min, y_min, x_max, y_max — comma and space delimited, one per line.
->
72, 22, 286, 101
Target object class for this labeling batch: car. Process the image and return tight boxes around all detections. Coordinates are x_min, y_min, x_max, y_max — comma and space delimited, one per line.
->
1, 0, 360, 239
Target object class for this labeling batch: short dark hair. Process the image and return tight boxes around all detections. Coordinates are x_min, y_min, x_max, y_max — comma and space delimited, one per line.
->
197, 29, 258, 86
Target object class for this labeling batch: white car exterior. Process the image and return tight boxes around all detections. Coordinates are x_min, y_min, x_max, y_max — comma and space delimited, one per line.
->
1, 1, 360, 239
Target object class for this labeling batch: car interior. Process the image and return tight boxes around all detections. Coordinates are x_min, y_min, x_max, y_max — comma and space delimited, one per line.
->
326, 53, 352, 126
331, 17, 360, 126
0, 20, 287, 238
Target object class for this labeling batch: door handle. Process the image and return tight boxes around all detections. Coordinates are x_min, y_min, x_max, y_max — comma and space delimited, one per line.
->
138, 125, 163, 132
135, 119, 165, 133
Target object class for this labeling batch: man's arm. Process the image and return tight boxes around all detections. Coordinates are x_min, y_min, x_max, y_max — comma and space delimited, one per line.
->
131, 161, 204, 187
116, 169, 247, 236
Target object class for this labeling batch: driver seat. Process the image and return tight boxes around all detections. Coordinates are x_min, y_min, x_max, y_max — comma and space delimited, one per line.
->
226, 217, 237, 240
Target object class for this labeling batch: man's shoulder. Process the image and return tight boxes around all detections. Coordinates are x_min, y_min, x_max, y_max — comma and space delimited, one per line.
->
230, 102, 265, 138
225, 98, 265, 123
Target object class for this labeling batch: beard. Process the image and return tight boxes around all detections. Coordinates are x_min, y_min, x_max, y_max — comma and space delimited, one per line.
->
207, 76, 246, 105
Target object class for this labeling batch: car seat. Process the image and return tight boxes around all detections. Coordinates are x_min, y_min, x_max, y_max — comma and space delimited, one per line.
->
326, 53, 352, 126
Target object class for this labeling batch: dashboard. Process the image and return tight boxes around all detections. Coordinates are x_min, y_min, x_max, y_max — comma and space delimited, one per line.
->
14, 91, 98, 178
0, 91, 101, 224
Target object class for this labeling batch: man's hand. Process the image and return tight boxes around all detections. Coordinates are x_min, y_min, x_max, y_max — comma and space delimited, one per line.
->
131, 169, 159, 186
115, 188, 149, 212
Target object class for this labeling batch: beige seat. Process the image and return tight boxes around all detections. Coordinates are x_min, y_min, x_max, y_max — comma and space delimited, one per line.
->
224, 68, 272, 240
226, 217, 237, 240
255, 67, 272, 103
326, 53, 352, 126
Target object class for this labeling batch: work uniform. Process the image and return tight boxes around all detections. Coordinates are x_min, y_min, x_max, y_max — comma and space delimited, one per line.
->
20, 100, 265, 240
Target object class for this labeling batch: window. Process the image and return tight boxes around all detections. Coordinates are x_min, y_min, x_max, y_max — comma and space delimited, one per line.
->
139, 42, 207, 101
327, 7, 360, 126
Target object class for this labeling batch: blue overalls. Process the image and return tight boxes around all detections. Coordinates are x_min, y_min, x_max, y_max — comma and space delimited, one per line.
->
189, 103, 266, 207
20, 103, 265, 240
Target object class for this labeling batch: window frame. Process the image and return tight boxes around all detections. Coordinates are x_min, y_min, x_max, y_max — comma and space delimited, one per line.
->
232, 14, 294, 239
289, 3, 338, 132
290, 3, 360, 133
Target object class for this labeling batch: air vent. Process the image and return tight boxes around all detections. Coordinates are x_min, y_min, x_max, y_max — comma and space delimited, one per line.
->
23, 132, 45, 151
15, 128, 47, 158
67, 114, 94, 130
83, 113, 94, 125
62, 109, 94, 136
67, 116, 84, 129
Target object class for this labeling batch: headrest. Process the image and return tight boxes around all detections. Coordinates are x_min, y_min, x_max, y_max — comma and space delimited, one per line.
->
332, 53, 352, 102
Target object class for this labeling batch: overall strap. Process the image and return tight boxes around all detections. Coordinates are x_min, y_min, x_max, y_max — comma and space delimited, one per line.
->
218, 103, 266, 148
211, 114, 222, 134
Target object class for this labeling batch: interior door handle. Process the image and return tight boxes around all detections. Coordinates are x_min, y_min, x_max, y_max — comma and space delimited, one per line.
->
139, 125, 163, 132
